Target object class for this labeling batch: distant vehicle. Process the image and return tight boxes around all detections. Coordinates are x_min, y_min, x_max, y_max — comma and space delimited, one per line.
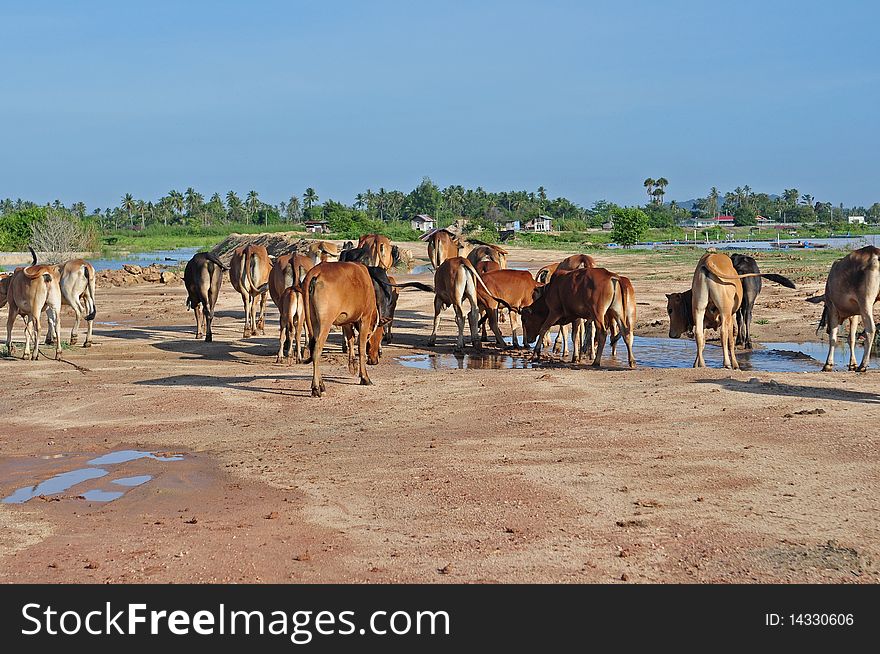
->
606, 243, 621, 249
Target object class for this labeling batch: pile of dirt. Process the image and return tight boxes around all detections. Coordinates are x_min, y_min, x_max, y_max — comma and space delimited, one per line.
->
96, 264, 182, 288
211, 231, 320, 263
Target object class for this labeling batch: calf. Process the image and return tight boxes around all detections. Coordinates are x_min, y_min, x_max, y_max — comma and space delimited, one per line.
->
476, 269, 543, 348
268, 253, 313, 361
184, 252, 227, 342
230, 244, 272, 337
466, 240, 508, 269
357, 234, 395, 269
521, 267, 635, 367
806, 246, 880, 371
4, 264, 62, 360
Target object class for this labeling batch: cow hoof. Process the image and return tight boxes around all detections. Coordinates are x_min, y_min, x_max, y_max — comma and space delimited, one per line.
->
360, 378, 373, 386
205, 334, 212, 343
275, 356, 283, 364
83, 341, 92, 348
69, 337, 78, 345
311, 387, 322, 398
856, 366, 868, 373
821, 364, 834, 372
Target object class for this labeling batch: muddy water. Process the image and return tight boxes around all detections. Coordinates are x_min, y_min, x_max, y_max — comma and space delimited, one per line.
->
396, 336, 835, 372
409, 261, 532, 275
2, 450, 181, 504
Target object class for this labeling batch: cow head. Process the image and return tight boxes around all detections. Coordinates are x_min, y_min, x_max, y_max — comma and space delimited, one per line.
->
0, 274, 11, 309
519, 285, 548, 345
666, 292, 691, 339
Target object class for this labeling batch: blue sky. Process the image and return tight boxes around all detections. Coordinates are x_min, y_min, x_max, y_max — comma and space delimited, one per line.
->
1, 0, 878, 209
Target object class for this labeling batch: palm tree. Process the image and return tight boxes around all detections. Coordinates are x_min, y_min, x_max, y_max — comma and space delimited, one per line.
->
537, 186, 548, 211
226, 191, 242, 222
783, 188, 799, 208
708, 187, 719, 218
136, 199, 146, 229
303, 188, 318, 210
184, 187, 204, 218
800, 193, 814, 207
71, 201, 86, 218
654, 177, 669, 205
652, 188, 664, 205
167, 189, 184, 224
286, 196, 301, 222
121, 193, 135, 228
246, 190, 260, 225
643, 178, 655, 204
354, 193, 365, 210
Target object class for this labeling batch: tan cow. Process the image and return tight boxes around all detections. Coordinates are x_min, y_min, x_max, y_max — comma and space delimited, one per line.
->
268, 253, 313, 362
305, 240, 340, 266
476, 269, 543, 348
229, 245, 272, 338
806, 245, 880, 371
535, 255, 596, 356
46, 259, 97, 348
357, 234, 395, 269
424, 229, 468, 269
428, 257, 508, 352
466, 241, 508, 269
4, 265, 62, 360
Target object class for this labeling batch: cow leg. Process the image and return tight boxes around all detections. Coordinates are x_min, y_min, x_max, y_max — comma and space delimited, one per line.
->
856, 308, 875, 372
509, 311, 521, 349
428, 296, 443, 347
846, 316, 859, 370
822, 312, 841, 372
240, 292, 251, 337
293, 303, 305, 363
692, 286, 710, 368
531, 313, 563, 360
310, 326, 330, 397
49, 307, 61, 360
570, 319, 582, 363
357, 320, 372, 385
343, 325, 358, 374
620, 318, 636, 368
69, 303, 83, 345
30, 313, 41, 360
5, 308, 15, 357
276, 318, 288, 364
452, 304, 466, 353
467, 300, 482, 350
258, 292, 267, 335
194, 304, 204, 339
46, 309, 58, 345
488, 307, 506, 348
727, 315, 740, 370
204, 299, 214, 343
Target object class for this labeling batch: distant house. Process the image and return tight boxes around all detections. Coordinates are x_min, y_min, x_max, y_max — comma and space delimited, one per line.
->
411, 214, 435, 232
304, 220, 330, 234
497, 219, 521, 232
848, 215, 866, 225
756, 215, 772, 226
715, 215, 735, 227
524, 215, 552, 232
678, 215, 736, 229
602, 221, 614, 231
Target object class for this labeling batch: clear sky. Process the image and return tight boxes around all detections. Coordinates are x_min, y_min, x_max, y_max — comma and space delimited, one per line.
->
2, 0, 878, 209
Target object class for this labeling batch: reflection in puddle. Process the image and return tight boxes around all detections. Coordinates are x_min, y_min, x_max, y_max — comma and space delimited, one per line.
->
3, 450, 182, 504
2, 468, 108, 504
88, 450, 183, 466
112, 475, 153, 487
81, 489, 125, 502
397, 337, 831, 373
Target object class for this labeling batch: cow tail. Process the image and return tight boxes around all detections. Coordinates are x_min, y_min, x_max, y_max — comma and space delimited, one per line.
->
84, 264, 97, 321
247, 249, 263, 293
305, 274, 318, 354
817, 304, 829, 335
29, 246, 37, 266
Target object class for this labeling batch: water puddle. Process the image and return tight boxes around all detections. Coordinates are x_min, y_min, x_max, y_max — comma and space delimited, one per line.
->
88, 450, 183, 466
2, 468, 108, 504
2, 450, 182, 504
112, 475, 153, 487
409, 262, 531, 276
396, 337, 832, 372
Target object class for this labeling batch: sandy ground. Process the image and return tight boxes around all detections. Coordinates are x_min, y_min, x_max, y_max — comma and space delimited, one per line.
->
1, 245, 878, 583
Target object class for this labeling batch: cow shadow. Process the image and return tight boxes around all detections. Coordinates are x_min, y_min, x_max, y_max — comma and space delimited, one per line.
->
133, 372, 334, 398
694, 377, 880, 405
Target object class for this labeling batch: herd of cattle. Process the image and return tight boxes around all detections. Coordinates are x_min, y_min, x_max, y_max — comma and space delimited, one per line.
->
2, 230, 880, 396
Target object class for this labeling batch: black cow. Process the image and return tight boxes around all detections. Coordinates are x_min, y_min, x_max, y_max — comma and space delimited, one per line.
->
184, 252, 227, 342
357, 266, 433, 359
339, 244, 372, 265
730, 253, 795, 349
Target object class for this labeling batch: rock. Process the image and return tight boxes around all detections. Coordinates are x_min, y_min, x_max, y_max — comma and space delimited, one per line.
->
122, 264, 142, 275
160, 271, 177, 284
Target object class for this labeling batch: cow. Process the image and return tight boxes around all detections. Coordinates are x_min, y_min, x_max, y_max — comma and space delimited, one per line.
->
557, 253, 596, 272
466, 240, 508, 269
183, 252, 227, 342
428, 257, 511, 352
476, 269, 543, 348
476, 260, 501, 274
4, 264, 62, 360
665, 289, 722, 337
534, 255, 596, 356
302, 262, 431, 396
423, 229, 467, 269
729, 253, 795, 349
268, 253, 313, 362
42, 258, 98, 348
520, 267, 635, 367
229, 244, 272, 338
305, 240, 340, 266
805, 246, 880, 372
669, 252, 796, 369
357, 234, 395, 269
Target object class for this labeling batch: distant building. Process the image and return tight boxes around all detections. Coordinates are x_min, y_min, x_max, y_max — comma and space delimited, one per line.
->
678, 215, 735, 229
524, 215, 552, 232
848, 215, 866, 225
756, 215, 772, 226
410, 214, 435, 232
602, 221, 614, 231
304, 220, 330, 234
497, 219, 521, 232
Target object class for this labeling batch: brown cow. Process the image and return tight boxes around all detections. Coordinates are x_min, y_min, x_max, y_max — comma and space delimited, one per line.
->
305, 240, 340, 266
267, 253, 313, 361
521, 267, 635, 367
428, 257, 505, 352
557, 253, 596, 272
357, 234, 395, 269
4, 265, 62, 360
476, 269, 543, 348
230, 245, 272, 338
665, 289, 722, 337
302, 262, 386, 397
476, 260, 501, 274
806, 245, 880, 371
535, 255, 596, 355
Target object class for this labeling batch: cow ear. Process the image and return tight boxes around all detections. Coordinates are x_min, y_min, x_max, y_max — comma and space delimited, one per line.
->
665, 293, 671, 299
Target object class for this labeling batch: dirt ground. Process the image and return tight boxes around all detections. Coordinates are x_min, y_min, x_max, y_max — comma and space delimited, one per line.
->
1, 244, 878, 583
